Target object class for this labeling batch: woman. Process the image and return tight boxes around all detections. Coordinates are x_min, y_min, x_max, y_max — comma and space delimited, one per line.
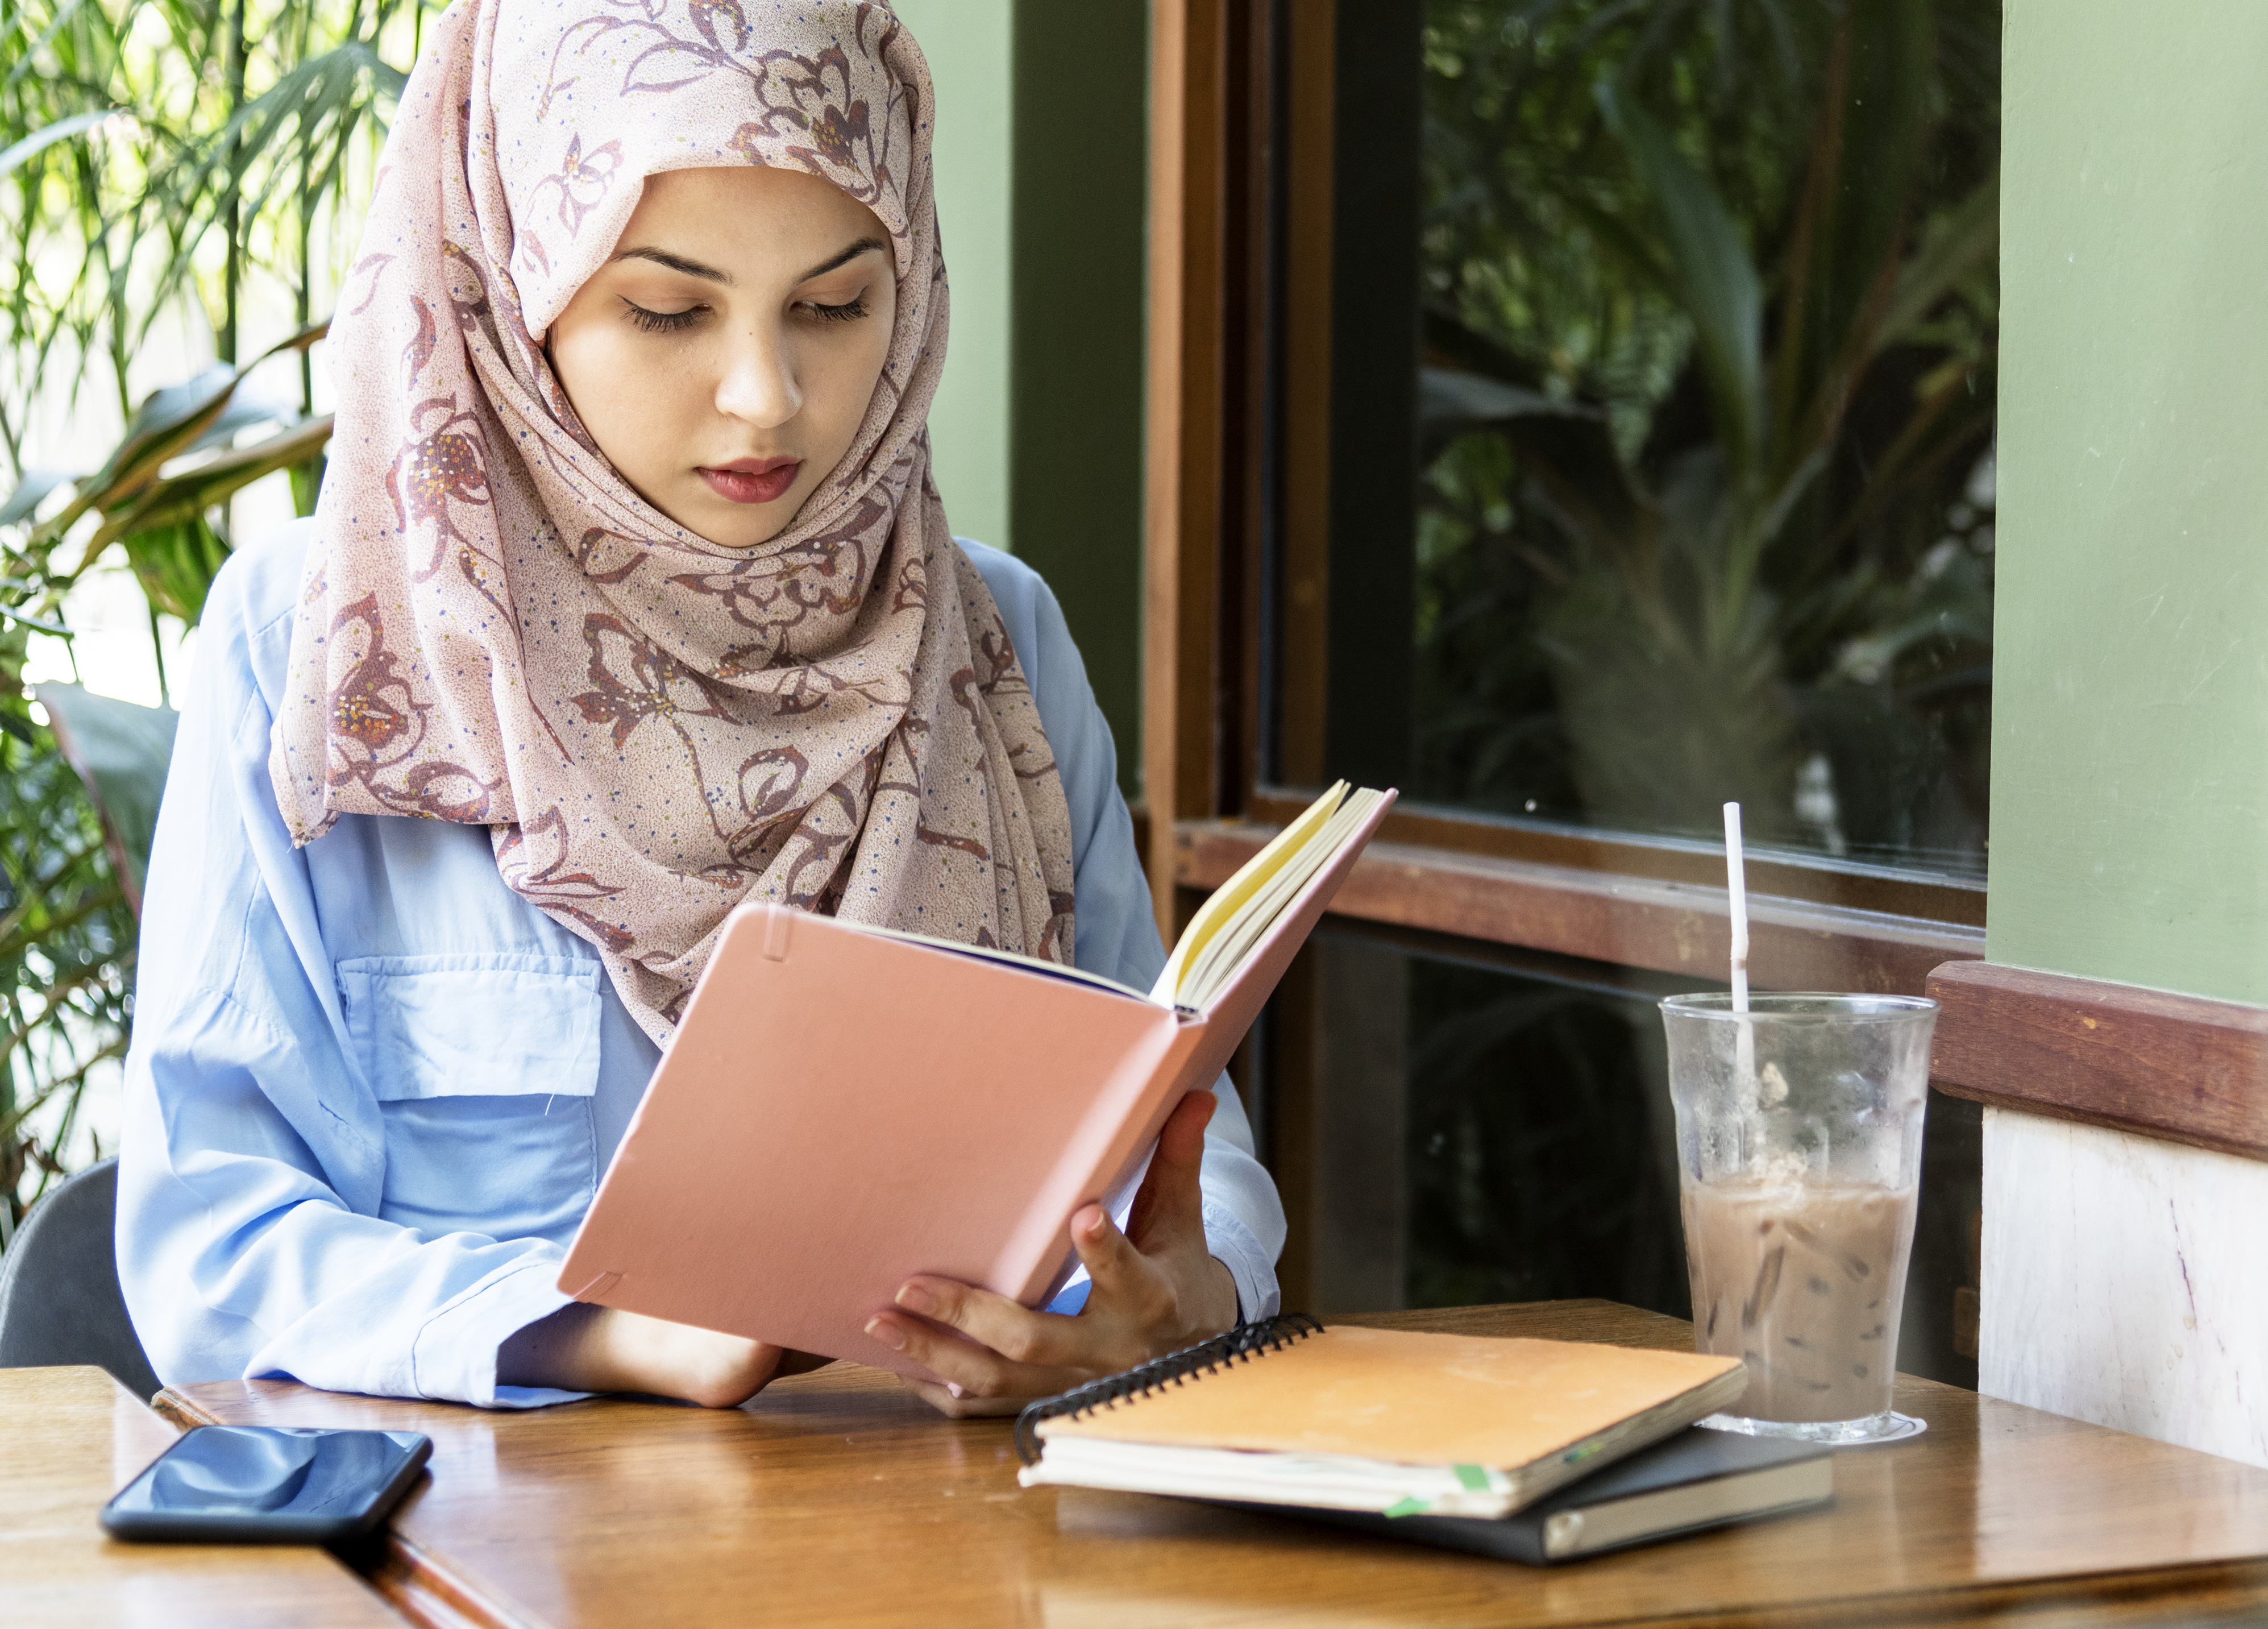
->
118, 0, 1283, 1414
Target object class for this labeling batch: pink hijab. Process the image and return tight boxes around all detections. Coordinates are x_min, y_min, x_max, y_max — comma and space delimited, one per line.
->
269, 0, 1076, 1040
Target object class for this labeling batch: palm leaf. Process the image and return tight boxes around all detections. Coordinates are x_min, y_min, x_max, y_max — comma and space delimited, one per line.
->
34, 682, 177, 910
0, 107, 113, 180
1875, 164, 1999, 353
1770, 0, 1933, 479
1594, 78, 1764, 487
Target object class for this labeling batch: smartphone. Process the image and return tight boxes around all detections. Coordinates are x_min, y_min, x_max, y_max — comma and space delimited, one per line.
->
102, 1425, 432, 1545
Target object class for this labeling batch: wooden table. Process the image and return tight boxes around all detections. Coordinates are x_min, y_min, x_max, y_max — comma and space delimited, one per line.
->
152, 1301, 2268, 1628
2, 1365, 401, 1628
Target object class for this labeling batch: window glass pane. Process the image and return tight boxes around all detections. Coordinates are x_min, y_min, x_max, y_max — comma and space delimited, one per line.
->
1288, 930, 1982, 1387
1322, 1, 2001, 881
1406, 952, 1693, 1316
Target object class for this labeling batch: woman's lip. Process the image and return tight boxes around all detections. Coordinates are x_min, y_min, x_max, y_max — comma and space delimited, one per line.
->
699, 459, 801, 505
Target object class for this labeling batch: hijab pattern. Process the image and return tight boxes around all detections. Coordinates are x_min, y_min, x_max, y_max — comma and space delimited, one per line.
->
269, 0, 1076, 1041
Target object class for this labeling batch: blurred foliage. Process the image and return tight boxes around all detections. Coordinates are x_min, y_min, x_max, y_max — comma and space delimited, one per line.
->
1405, 960, 1690, 1318
0, 0, 410, 437
1412, 0, 2000, 871
0, 0, 412, 1233
0, 726, 136, 1245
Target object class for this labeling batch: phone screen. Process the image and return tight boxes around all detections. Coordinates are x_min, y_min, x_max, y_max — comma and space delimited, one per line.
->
103, 1425, 431, 1544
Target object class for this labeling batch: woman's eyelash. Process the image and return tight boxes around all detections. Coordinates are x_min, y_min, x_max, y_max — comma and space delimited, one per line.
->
808, 297, 869, 323
621, 300, 701, 334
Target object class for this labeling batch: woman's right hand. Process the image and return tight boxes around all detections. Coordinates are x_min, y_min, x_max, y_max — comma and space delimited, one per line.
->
499, 1303, 829, 1407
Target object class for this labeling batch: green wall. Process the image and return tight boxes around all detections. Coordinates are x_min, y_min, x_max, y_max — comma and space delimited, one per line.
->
1008, 1, 1148, 798
894, 0, 1149, 798
1991, 0, 2268, 1005
894, 0, 1014, 553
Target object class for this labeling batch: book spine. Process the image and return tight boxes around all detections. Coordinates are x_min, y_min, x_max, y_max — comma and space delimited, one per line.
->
989, 1013, 1198, 1304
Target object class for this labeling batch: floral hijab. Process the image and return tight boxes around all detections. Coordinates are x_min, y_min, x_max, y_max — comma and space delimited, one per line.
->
269, 0, 1076, 1041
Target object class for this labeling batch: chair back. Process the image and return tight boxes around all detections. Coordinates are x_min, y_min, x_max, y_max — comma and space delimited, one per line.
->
0, 1158, 163, 1398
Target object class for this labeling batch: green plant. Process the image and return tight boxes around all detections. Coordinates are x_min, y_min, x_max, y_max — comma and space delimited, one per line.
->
0, 329, 335, 1238
0, 720, 136, 1245
0, 0, 413, 1232
1414, 0, 2000, 870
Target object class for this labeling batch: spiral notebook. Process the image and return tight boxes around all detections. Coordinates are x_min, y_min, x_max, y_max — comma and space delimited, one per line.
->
1014, 1318, 1748, 1519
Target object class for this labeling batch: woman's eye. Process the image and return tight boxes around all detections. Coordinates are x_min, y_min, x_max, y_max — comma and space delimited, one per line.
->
801, 296, 870, 324
621, 299, 704, 334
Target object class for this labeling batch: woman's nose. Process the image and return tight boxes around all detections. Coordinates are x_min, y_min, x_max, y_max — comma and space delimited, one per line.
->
713, 325, 801, 429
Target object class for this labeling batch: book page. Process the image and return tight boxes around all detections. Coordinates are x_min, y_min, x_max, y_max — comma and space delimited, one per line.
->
1149, 781, 1349, 1005
1178, 786, 1389, 1009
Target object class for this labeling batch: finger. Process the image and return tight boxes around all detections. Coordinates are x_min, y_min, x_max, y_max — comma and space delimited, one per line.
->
892, 1274, 1079, 1370
865, 1308, 1050, 1399
1126, 1089, 1216, 1246
1067, 1200, 1152, 1308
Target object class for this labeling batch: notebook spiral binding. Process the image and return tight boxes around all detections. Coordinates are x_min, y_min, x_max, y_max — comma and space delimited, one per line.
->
1012, 1312, 1324, 1465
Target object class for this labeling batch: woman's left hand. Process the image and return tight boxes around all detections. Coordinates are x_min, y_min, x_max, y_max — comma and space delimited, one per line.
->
863, 1090, 1240, 1417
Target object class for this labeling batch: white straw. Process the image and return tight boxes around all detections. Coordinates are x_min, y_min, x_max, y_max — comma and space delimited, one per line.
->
1723, 801, 1755, 1088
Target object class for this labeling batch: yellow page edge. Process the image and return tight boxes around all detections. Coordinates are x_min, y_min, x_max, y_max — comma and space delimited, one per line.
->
1149, 781, 1348, 1004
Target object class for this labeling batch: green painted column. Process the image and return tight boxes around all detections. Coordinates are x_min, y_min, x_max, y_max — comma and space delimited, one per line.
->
1010, 0, 1148, 800
1992, 0, 2268, 1001
892, 0, 1148, 799
1983, 0, 2268, 1466
894, 0, 1015, 554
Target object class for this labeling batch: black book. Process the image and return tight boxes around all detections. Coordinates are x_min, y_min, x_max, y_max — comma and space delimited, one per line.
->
1245, 1427, 1833, 1566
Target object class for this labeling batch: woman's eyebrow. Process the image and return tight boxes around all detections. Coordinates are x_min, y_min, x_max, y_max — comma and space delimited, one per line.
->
612, 246, 732, 283
800, 236, 890, 282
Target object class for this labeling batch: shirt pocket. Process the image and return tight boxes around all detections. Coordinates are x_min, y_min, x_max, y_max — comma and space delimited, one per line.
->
338, 955, 604, 1246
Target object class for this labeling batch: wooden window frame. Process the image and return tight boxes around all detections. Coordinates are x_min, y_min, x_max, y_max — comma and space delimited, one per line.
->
1141, 0, 1983, 998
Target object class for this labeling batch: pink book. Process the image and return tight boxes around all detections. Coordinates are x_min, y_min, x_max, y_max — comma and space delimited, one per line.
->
556, 784, 1395, 1377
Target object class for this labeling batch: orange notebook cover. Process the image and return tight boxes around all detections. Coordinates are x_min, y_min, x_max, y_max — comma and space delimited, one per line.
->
1020, 1323, 1748, 1516
556, 790, 1395, 1377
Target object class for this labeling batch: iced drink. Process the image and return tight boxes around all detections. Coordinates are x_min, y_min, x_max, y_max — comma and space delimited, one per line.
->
1682, 1177, 1917, 1423
1659, 992, 1935, 1442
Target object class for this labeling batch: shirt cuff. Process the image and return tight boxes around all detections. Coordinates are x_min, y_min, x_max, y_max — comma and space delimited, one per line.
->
1202, 1199, 1280, 1325
1043, 1202, 1279, 1327
410, 1251, 592, 1410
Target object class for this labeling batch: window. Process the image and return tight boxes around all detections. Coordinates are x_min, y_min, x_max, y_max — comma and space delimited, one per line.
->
1397, 1, 2001, 880
1144, 0, 1995, 1377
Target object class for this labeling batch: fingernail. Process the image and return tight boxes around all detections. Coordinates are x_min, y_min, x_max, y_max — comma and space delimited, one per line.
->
865, 1316, 905, 1352
1077, 1205, 1106, 1237
947, 1382, 965, 1399
895, 1283, 936, 1316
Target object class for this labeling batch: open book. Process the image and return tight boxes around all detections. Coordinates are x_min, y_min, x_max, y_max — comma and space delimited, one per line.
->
558, 782, 1395, 1375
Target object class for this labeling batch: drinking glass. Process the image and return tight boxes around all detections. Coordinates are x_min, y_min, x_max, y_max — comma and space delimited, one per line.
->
1660, 992, 1938, 1445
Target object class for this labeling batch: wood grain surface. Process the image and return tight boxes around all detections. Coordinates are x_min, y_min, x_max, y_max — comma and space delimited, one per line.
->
1178, 822, 1983, 996
1, 1365, 400, 1628
1927, 960, 2268, 1161
153, 1300, 2268, 1629
1238, 797, 1989, 928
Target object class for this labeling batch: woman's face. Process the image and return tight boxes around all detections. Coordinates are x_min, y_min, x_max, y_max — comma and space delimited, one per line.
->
547, 165, 898, 550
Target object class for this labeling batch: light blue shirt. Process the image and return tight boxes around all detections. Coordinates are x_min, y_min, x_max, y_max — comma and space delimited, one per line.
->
117, 520, 1285, 1408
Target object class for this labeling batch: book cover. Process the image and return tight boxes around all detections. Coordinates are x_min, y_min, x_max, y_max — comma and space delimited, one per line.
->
557, 787, 1394, 1374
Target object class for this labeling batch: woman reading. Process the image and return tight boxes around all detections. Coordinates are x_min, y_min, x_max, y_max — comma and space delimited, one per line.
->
118, 0, 1283, 1412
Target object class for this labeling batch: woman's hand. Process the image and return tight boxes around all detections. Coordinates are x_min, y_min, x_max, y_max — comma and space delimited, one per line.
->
862, 1089, 1241, 1417
499, 1302, 830, 1408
